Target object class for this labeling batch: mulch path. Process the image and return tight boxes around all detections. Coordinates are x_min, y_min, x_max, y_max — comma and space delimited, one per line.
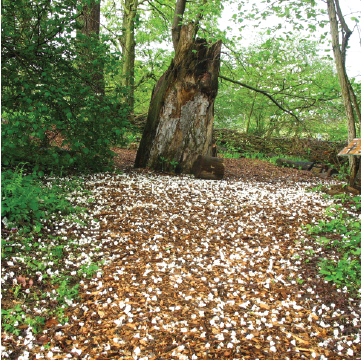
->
2, 149, 360, 360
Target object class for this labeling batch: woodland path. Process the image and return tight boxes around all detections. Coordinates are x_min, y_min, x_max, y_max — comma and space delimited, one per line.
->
3, 150, 361, 359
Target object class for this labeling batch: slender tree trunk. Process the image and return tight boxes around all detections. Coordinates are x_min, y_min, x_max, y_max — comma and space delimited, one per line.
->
327, 0, 358, 186
121, 0, 138, 118
172, 0, 186, 51
246, 89, 258, 133
347, 79, 361, 135
135, 24, 222, 173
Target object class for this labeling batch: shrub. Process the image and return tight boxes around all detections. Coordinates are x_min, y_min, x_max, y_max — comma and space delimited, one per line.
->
1, 165, 83, 230
1, 0, 129, 173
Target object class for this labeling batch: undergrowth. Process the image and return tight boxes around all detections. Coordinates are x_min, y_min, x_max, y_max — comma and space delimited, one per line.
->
1, 165, 84, 230
218, 147, 310, 165
306, 192, 361, 295
1, 166, 102, 336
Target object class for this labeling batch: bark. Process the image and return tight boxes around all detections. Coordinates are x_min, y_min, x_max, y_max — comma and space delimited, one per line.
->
192, 155, 224, 180
134, 23, 222, 173
81, 1, 100, 36
79, 0, 104, 95
327, 0, 358, 186
121, 0, 138, 117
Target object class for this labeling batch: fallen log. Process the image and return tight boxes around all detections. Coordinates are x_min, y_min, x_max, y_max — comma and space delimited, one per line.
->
275, 159, 314, 171
192, 155, 224, 180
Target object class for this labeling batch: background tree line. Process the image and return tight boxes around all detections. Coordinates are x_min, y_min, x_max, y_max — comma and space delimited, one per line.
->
2, 0, 360, 177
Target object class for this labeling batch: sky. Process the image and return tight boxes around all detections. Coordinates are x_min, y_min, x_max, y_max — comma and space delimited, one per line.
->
219, 0, 361, 79
338, 0, 361, 79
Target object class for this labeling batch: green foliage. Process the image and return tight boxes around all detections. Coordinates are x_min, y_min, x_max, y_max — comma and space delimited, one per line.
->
78, 263, 100, 278
2, 305, 45, 335
1, 0, 130, 172
306, 197, 361, 293
169, 159, 179, 172
55, 280, 80, 305
216, 36, 347, 139
1, 166, 83, 230
157, 157, 179, 173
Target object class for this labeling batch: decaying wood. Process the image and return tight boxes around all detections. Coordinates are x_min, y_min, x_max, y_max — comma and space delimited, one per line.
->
192, 155, 224, 180
211, 144, 217, 157
134, 23, 222, 173
275, 159, 314, 171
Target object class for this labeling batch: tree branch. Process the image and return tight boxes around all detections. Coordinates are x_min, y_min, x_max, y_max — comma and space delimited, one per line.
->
172, 0, 186, 51
193, 0, 208, 38
219, 75, 300, 122
334, 0, 353, 66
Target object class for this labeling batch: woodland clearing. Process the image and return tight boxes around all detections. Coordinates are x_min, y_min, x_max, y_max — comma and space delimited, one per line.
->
1, 150, 361, 360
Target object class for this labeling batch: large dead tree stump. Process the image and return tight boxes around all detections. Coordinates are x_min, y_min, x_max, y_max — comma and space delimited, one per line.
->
192, 155, 224, 180
134, 23, 222, 173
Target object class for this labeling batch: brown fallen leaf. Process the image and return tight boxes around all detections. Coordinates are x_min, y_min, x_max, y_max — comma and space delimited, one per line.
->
125, 323, 137, 329
289, 333, 310, 345
45, 318, 59, 328
259, 303, 270, 310
37, 335, 50, 345
295, 347, 316, 353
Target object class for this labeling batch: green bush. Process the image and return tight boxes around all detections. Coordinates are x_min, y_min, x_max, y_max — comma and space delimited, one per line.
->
1, 0, 129, 172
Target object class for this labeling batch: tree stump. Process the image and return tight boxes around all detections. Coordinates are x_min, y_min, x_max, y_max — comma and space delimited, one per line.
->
134, 23, 222, 173
192, 155, 224, 180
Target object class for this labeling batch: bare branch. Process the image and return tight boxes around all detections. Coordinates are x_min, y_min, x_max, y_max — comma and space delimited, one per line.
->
219, 75, 300, 122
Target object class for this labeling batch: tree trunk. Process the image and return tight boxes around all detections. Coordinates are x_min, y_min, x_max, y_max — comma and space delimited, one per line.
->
192, 155, 224, 180
327, 0, 358, 186
121, 0, 138, 118
246, 89, 258, 133
134, 23, 222, 173
347, 79, 361, 136
79, 0, 104, 95
80, 1, 100, 36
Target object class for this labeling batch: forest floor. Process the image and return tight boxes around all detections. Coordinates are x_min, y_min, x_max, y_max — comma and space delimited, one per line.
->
1, 149, 361, 360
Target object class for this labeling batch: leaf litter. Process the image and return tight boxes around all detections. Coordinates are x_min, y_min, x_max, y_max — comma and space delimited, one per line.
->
1, 152, 360, 359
